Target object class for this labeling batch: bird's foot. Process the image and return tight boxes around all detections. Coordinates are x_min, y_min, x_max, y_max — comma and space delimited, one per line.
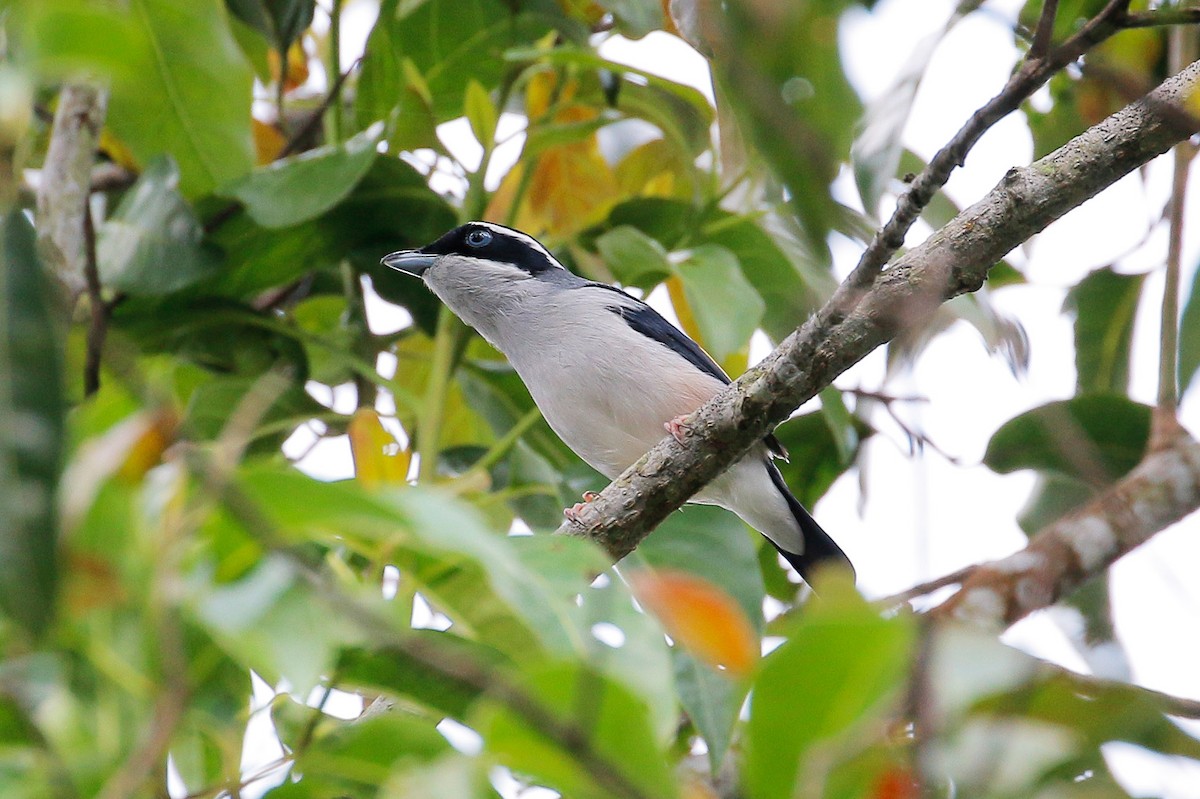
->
664, 414, 692, 445
564, 491, 601, 523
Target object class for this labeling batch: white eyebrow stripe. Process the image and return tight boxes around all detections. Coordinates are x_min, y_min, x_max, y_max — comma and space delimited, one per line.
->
474, 221, 562, 269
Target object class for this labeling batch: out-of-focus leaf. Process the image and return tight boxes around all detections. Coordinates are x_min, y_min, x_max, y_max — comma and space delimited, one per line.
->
209, 155, 456, 298
977, 671, 1200, 760
189, 555, 363, 693
595, 224, 672, 286
220, 124, 382, 229
382, 752, 496, 798
983, 395, 1151, 488
473, 662, 678, 799
225, 0, 315, 52
853, 12, 967, 215
820, 387, 857, 466
746, 577, 913, 799
628, 569, 758, 677
348, 408, 410, 488
465, 78, 498, 149
718, 0, 861, 246
356, 0, 566, 150
1176, 256, 1200, 396
772, 411, 871, 510
596, 0, 661, 37
1015, 474, 1095, 535
638, 504, 765, 632
510, 535, 677, 741
285, 705, 451, 791
0, 210, 64, 638
674, 244, 764, 361
339, 635, 509, 719
1063, 266, 1146, 395
26, 0, 255, 197
98, 158, 221, 295
674, 650, 743, 774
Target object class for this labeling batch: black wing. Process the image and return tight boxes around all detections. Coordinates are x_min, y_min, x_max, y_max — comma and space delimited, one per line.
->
587, 283, 788, 460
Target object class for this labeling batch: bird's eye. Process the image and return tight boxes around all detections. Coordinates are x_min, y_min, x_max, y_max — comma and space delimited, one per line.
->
465, 229, 492, 248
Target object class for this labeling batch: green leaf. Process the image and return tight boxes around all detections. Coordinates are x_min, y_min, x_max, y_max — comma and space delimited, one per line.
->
596, 0, 661, 38
1063, 266, 1146, 395
188, 554, 362, 693
208, 155, 456, 298
819, 387, 857, 466
511, 535, 677, 741
220, 123, 383, 229
225, 0, 314, 51
1176, 256, 1200, 396
718, 0, 861, 246
292, 709, 451, 789
745, 578, 913, 799
464, 79, 498, 149
26, 0, 255, 197
473, 662, 678, 799
0, 210, 64, 638
338, 635, 509, 719
673, 650, 744, 774
772, 411, 870, 510
356, 0, 564, 150
983, 395, 1151, 488
595, 224, 672, 286
1016, 474, 1096, 535
673, 244, 764, 361
98, 158, 221, 295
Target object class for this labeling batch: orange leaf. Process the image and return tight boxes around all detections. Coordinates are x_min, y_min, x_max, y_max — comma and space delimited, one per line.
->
629, 569, 758, 678
871, 767, 919, 799
348, 408, 410, 488
99, 128, 139, 171
253, 118, 286, 164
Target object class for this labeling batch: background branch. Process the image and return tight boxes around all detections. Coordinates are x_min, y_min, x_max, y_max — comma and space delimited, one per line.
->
932, 428, 1200, 627
559, 60, 1200, 566
35, 84, 106, 305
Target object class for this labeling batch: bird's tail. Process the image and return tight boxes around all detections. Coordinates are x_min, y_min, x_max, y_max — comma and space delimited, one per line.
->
765, 462, 855, 585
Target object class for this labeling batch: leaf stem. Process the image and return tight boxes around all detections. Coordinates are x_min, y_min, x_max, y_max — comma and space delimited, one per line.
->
326, 0, 344, 144
417, 308, 465, 483
1158, 19, 1198, 413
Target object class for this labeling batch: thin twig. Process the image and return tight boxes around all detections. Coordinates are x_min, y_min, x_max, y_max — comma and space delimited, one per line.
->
1122, 8, 1200, 28
81, 198, 106, 396
842, 0, 1133, 301
877, 564, 976, 608
1029, 0, 1060, 60
278, 56, 361, 159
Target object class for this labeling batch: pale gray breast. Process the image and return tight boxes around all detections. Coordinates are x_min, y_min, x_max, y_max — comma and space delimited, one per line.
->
494, 287, 725, 477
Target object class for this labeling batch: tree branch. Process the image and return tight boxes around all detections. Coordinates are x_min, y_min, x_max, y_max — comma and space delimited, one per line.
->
932, 427, 1200, 627
35, 84, 107, 304
558, 60, 1200, 562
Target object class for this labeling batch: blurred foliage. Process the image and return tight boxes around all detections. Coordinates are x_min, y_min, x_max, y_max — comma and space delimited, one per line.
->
0, 0, 1197, 797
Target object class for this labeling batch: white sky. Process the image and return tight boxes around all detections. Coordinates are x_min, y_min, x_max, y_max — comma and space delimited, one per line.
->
279, 0, 1200, 796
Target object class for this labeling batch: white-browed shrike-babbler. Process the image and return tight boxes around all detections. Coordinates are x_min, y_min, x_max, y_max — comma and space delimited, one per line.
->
382, 222, 853, 585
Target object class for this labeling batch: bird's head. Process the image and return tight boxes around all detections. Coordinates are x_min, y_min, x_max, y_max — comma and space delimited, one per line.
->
381, 222, 564, 282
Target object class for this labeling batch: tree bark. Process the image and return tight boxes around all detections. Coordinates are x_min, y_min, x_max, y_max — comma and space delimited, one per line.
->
558, 60, 1200, 574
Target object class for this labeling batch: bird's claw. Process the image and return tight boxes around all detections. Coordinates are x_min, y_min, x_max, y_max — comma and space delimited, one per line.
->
564, 491, 600, 522
664, 414, 691, 445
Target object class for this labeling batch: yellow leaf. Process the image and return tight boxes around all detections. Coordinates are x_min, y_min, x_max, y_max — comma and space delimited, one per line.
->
488, 71, 620, 235
629, 569, 758, 678
348, 408, 411, 488
99, 128, 139, 171
116, 407, 178, 482
665, 275, 704, 344
268, 40, 310, 93
252, 118, 286, 164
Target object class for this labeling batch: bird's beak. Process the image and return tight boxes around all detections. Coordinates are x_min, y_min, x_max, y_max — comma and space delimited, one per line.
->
381, 250, 437, 276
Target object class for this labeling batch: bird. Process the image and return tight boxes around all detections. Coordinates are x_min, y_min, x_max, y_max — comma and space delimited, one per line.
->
381, 221, 853, 585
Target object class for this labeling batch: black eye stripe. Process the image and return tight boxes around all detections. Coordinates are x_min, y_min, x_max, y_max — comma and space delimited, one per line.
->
418, 223, 562, 274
